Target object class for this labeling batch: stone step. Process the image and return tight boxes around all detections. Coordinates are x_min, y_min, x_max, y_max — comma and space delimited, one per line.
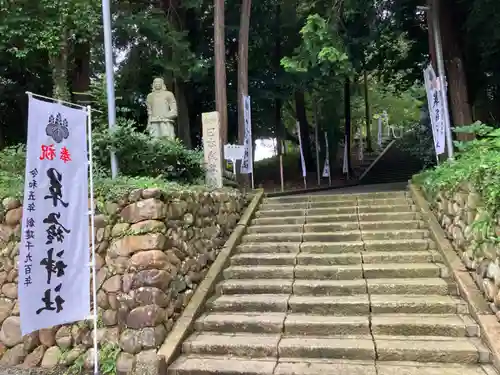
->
357, 204, 416, 213
297, 253, 362, 265
303, 222, 359, 232
374, 336, 490, 364
364, 239, 435, 252
306, 207, 357, 215
182, 333, 376, 360
359, 212, 421, 221
195, 313, 374, 336
230, 252, 443, 267
223, 265, 364, 280
367, 278, 455, 296
300, 242, 365, 253
361, 229, 429, 241
167, 355, 277, 375
302, 231, 362, 242
295, 265, 363, 280
284, 314, 370, 336
288, 295, 370, 315
359, 220, 424, 230
246, 224, 303, 234
255, 209, 305, 218
377, 363, 498, 375
292, 279, 367, 296
260, 202, 309, 210
370, 295, 468, 314
263, 196, 308, 204
195, 312, 286, 334
182, 332, 281, 358
208, 294, 290, 313
217, 279, 294, 295
371, 314, 479, 337
231, 253, 298, 266
310, 191, 407, 201
235, 242, 300, 254
305, 213, 358, 223
241, 233, 303, 243
223, 266, 295, 279
362, 250, 442, 264
362, 263, 443, 279
251, 216, 305, 226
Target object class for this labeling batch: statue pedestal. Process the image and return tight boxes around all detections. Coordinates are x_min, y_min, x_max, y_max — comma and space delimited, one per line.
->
202, 112, 223, 188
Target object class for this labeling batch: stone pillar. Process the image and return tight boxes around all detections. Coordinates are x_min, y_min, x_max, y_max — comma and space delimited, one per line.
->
202, 112, 223, 188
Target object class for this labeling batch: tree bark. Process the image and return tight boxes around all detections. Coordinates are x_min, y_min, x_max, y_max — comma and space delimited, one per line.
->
237, 0, 251, 144
51, 30, 70, 101
294, 91, 314, 171
174, 80, 192, 148
344, 77, 353, 177
214, 0, 228, 144
71, 42, 91, 105
434, 0, 474, 140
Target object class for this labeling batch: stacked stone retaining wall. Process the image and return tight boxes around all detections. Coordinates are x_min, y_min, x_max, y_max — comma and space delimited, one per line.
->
0, 188, 246, 373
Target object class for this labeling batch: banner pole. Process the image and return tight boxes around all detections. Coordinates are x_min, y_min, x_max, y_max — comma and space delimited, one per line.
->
279, 140, 284, 192
87, 106, 100, 375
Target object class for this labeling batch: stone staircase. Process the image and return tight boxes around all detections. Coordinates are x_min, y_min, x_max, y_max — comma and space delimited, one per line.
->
168, 191, 498, 375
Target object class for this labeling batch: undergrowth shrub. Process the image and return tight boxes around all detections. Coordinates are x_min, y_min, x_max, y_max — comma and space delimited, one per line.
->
414, 121, 500, 241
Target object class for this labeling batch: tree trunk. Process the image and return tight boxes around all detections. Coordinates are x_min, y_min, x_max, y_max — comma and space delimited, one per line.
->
363, 69, 372, 152
294, 91, 314, 171
71, 42, 91, 105
435, 0, 473, 140
50, 31, 70, 101
174, 80, 192, 148
344, 77, 353, 177
214, 0, 228, 144
237, 0, 251, 144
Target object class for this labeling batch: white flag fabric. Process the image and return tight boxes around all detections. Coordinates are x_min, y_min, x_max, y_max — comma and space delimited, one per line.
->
19, 97, 90, 335
377, 116, 383, 147
240, 95, 253, 174
424, 64, 445, 155
322, 132, 330, 178
296, 121, 307, 178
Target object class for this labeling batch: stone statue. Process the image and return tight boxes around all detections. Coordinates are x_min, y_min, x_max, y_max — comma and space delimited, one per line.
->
146, 78, 178, 139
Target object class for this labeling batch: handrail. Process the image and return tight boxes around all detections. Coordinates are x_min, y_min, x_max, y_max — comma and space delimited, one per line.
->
359, 139, 397, 181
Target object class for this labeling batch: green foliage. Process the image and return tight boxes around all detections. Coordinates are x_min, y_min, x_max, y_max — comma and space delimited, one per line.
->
415, 122, 500, 242
0, 144, 25, 198
92, 120, 204, 183
65, 343, 121, 375
0, 0, 100, 58
281, 14, 350, 75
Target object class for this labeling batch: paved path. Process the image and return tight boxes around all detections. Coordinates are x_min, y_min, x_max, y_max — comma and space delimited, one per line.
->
169, 189, 498, 374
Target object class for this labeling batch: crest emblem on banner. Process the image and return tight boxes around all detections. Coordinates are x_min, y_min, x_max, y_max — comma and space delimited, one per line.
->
46, 113, 70, 144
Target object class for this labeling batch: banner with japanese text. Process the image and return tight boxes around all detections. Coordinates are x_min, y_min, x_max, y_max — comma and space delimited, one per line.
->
240, 95, 253, 174
296, 122, 307, 178
424, 64, 445, 155
19, 97, 90, 335
322, 132, 330, 178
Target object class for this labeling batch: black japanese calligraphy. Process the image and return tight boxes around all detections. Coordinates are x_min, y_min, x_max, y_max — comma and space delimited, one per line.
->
24, 229, 35, 240
30, 169, 38, 179
36, 284, 65, 314
44, 168, 69, 208
26, 218, 35, 228
43, 212, 70, 245
40, 248, 67, 284
28, 180, 38, 189
27, 203, 35, 212
28, 191, 36, 201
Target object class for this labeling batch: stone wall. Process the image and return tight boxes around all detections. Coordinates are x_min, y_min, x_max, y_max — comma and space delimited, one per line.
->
0, 188, 246, 373
426, 183, 500, 318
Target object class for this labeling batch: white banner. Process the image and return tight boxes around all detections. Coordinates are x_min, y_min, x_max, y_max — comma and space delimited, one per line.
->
424, 64, 445, 155
377, 116, 383, 147
296, 121, 307, 178
322, 132, 330, 178
240, 95, 253, 174
20, 97, 90, 335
